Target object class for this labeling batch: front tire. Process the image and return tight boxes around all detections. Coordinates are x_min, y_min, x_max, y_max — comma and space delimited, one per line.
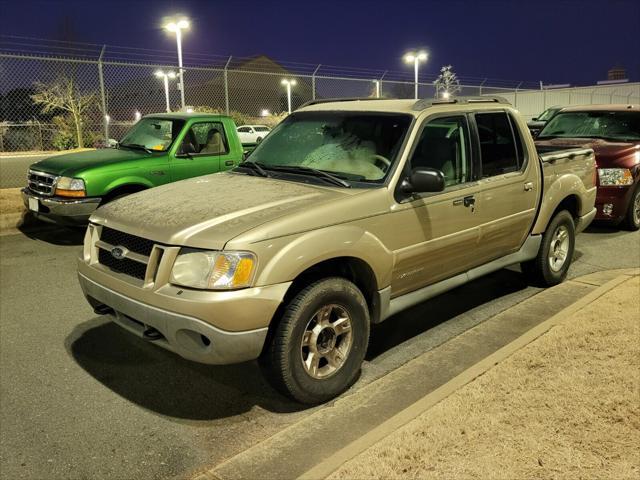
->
261, 277, 370, 404
622, 185, 640, 231
521, 210, 575, 287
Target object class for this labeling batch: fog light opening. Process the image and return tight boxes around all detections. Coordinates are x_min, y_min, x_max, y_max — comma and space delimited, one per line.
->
602, 203, 614, 217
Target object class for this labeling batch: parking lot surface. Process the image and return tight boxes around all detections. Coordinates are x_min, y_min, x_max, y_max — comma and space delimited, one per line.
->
0, 224, 638, 480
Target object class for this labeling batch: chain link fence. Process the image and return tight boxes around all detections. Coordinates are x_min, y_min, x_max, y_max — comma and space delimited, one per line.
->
0, 51, 523, 155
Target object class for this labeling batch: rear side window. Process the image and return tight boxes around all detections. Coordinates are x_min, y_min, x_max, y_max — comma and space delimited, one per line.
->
475, 112, 521, 177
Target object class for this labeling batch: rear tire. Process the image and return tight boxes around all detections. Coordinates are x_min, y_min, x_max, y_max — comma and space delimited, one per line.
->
622, 185, 640, 231
260, 277, 370, 404
521, 210, 575, 287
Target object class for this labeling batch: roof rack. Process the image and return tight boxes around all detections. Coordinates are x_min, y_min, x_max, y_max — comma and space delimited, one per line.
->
299, 97, 382, 108
412, 96, 511, 111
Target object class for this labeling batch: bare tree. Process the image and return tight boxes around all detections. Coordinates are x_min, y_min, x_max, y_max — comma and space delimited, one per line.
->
433, 65, 462, 98
31, 76, 96, 148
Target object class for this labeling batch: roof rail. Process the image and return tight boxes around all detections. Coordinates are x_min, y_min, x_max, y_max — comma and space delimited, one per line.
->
412, 96, 511, 111
299, 97, 382, 108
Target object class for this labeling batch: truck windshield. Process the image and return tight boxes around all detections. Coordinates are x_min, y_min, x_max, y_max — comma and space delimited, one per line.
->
537, 107, 559, 122
538, 111, 640, 141
245, 112, 412, 183
119, 118, 185, 152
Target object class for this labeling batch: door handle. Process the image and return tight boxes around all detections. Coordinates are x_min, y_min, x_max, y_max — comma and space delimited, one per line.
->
453, 196, 476, 208
225, 160, 234, 166
524, 182, 534, 191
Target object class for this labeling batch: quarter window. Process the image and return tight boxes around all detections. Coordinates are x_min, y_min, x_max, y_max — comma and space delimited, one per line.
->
409, 116, 471, 187
475, 112, 520, 177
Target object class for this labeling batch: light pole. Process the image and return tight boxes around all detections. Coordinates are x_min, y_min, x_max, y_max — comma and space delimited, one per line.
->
165, 18, 189, 109
403, 50, 428, 99
281, 78, 297, 114
155, 70, 177, 112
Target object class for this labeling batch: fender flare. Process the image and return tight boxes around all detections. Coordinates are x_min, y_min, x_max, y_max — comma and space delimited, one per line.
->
254, 224, 393, 288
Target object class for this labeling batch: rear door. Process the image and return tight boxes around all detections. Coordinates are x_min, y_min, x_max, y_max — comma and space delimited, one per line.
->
472, 110, 539, 263
170, 120, 235, 181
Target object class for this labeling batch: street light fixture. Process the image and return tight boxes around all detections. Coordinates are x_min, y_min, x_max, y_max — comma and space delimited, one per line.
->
164, 17, 190, 109
281, 78, 297, 114
403, 50, 428, 100
155, 70, 177, 112
442, 91, 450, 99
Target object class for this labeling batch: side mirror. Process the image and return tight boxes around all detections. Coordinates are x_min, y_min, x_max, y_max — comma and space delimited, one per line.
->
400, 167, 445, 195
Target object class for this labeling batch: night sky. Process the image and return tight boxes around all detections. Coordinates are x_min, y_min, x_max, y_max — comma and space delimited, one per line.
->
1, 0, 639, 85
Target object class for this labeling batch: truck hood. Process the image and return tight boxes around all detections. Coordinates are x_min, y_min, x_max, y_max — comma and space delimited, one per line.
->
536, 137, 640, 168
91, 172, 355, 250
30, 148, 149, 177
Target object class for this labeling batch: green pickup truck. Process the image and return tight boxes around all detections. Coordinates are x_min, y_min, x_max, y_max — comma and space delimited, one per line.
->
22, 113, 244, 225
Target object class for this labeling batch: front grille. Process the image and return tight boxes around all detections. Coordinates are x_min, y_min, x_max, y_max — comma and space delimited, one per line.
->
28, 170, 57, 196
101, 227, 154, 256
98, 248, 147, 280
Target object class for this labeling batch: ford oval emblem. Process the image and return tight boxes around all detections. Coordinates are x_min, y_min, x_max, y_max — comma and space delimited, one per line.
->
111, 246, 127, 260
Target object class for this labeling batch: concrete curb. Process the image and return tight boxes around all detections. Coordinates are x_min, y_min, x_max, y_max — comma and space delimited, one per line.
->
296, 273, 635, 480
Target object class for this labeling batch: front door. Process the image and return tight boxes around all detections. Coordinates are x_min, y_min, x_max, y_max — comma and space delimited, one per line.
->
170, 121, 235, 181
387, 114, 483, 296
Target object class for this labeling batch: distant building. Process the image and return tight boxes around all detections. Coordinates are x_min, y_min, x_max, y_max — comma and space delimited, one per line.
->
608, 66, 627, 81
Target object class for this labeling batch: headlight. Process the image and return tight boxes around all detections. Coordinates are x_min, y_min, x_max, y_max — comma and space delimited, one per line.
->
55, 176, 86, 197
170, 250, 257, 290
598, 168, 633, 186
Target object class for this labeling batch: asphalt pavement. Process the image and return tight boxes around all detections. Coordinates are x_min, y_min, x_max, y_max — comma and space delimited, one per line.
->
0, 154, 51, 189
0, 223, 638, 480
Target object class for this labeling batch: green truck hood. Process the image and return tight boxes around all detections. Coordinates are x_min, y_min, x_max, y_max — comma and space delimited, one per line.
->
30, 148, 151, 177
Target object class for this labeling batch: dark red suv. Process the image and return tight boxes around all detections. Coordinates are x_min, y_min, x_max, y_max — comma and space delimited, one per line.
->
536, 105, 640, 230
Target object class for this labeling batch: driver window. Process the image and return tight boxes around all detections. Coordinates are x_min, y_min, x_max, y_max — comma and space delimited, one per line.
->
182, 122, 229, 155
409, 116, 471, 187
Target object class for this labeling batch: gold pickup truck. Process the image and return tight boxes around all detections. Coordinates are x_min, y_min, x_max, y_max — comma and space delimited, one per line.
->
78, 97, 596, 404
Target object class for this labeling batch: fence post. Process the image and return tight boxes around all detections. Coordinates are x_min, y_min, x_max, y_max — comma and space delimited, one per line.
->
379, 70, 387, 98
479, 78, 487, 96
540, 81, 547, 109
627, 91, 633, 103
312, 64, 321, 100
224, 56, 232, 115
37, 122, 43, 151
514, 81, 522, 108
97, 45, 108, 141
609, 88, 616, 103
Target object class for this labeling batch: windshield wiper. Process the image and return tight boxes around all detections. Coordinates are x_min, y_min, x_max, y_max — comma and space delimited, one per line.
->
235, 161, 270, 177
120, 143, 154, 154
265, 165, 351, 188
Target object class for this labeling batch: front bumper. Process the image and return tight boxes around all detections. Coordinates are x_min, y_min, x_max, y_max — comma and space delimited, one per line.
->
595, 182, 637, 223
22, 188, 101, 225
77, 260, 291, 365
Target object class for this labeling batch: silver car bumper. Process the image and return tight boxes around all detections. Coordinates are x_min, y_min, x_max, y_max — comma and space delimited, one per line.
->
22, 188, 101, 224
78, 273, 269, 365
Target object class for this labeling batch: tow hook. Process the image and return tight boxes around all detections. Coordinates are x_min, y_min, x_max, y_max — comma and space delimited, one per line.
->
142, 327, 164, 341
93, 304, 114, 315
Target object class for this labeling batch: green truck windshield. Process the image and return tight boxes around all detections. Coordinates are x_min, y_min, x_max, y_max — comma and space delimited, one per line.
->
248, 112, 412, 182
539, 111, 640, 141
120, 118, 186, 152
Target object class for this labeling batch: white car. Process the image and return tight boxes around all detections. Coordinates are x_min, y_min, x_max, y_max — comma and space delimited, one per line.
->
237, 125, 271, 144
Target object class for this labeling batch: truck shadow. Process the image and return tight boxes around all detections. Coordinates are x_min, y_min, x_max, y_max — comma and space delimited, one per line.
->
66, 268, 531, 420
65, 318, 307, 420
366, 268, 530, 360
18, 214, 85, 246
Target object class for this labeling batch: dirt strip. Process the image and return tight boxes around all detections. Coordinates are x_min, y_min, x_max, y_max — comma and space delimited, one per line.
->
328, 275, 639, 480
